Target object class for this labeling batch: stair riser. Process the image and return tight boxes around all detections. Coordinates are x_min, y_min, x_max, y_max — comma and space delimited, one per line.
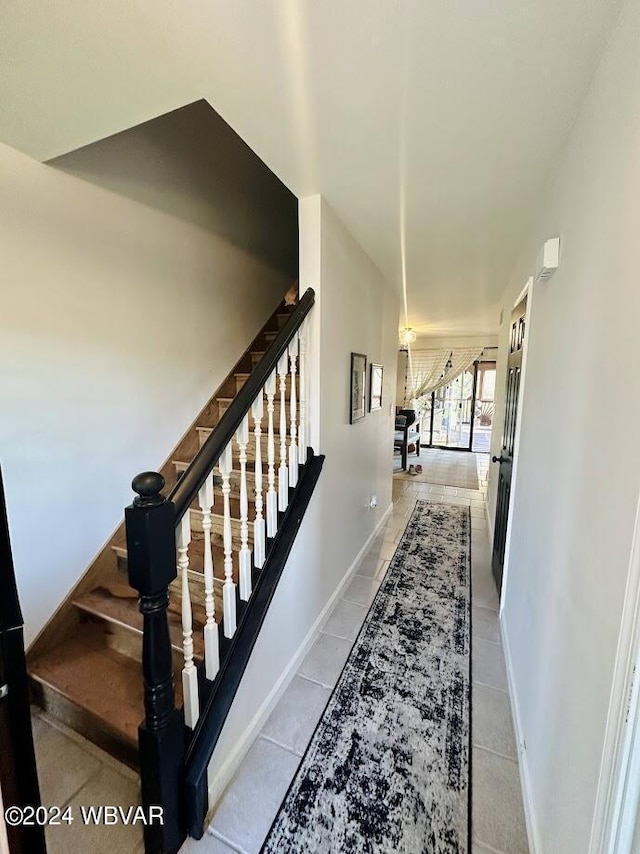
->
76, 613, 186, 679
196, 428, 293, 460
175, 463, 258, 493
235, 373, 297, 395
218, 399, 295, 426
30, 678, 140, 770
189, 509, 254, 545
112, 546, 243, 588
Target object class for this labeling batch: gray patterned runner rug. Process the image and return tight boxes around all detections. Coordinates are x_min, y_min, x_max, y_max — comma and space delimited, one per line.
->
262, 501, 471, 854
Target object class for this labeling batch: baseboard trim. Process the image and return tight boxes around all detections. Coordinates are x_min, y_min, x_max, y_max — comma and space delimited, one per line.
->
501, 613, 543, 854
484, 493, 494, 548
206, 501, 394, 812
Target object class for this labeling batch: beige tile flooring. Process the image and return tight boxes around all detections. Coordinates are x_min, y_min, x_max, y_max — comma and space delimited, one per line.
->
394, 447, 490, 491
31, 709, 143, 853
30, 452, 528, 854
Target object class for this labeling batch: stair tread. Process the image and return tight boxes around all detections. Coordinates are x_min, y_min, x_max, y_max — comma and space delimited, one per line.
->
73, 584, 208, 661
29, 624, 162, 749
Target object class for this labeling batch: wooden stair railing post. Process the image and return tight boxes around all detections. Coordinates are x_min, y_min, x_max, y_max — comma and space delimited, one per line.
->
277, 352, 289, 511
265, 371, 278, 537
0, 466, 46, 854
198, 472, 219, 680
298, 318, 308, 463
252, 394, 266, 568
288, 334, 299, 488
219, 445, 237, 638
125, 472, 186, 854
177, 514, 198, 730
236, 415, 252, 600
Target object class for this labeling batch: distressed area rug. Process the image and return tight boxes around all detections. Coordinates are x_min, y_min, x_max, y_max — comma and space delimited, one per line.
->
262, 501, 471, 854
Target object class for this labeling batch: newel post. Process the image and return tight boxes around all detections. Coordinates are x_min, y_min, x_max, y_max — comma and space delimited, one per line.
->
125, 472, 186, 854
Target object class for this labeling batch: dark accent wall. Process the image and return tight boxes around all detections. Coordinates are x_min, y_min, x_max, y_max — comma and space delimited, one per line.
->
49, 100, 298, 278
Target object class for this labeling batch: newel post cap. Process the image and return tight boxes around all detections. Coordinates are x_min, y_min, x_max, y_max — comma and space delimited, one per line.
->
126, 471, 176, 595
132, 472, 166, 507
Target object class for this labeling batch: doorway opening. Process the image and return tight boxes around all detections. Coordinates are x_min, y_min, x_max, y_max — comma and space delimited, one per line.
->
421, 357, 497, 453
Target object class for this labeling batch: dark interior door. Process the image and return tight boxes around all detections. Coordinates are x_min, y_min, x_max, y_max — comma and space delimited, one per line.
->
492, 297, 527, 592
0, 468, 46, 854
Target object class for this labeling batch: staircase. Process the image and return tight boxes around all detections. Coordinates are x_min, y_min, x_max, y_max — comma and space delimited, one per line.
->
26, 288, 322, 841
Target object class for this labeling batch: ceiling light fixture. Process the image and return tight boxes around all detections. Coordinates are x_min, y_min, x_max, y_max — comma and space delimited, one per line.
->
399, 327, 417, 347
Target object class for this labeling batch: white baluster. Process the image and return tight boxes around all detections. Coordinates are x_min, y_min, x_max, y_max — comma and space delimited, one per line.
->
288, 333, 299, 488
178, 513, 199, 728
298, 318, 308, 463
278, 351, 289, 510
198, 472, 219, 680
236, 414, 252, 601
219, 443, 236, 638
266, 371, 278, 537
252, 393, 266, 568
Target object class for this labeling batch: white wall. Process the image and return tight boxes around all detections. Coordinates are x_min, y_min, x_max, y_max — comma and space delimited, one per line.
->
488, 1, 640, 849
0, 141, 289, 645
206, 194, 399, 803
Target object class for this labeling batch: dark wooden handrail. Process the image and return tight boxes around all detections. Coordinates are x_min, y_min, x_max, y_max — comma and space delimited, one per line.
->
169, 287, 315, 522
0, 465, 46, 854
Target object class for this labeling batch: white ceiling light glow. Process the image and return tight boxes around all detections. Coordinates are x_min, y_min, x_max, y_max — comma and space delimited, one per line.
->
399, 328, 417, 346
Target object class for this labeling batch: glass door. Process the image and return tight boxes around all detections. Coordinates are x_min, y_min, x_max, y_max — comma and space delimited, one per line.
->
430, 367, 476, 450
472, 361, 496, 453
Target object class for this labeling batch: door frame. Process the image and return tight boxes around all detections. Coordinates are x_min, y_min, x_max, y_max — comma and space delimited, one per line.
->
496, 276, 534, 616
589, 492, 640, 853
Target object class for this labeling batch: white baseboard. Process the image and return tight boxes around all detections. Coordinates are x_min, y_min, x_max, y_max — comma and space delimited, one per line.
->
206, 501, 394, 812
484, 493, 494, 547
501, 613, 543, 854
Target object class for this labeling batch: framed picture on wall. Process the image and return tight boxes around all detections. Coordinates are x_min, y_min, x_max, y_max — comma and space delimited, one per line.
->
369, 363, 384, 412
350, 353, 367, 423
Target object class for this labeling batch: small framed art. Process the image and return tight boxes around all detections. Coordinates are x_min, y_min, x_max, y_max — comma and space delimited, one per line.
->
350, 353, 367, 423
369, 363, 383, 412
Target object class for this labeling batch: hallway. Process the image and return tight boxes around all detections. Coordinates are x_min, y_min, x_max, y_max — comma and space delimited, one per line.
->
189, 474, 528, 853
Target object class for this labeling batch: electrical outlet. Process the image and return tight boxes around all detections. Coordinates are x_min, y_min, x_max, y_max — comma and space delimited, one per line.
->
369, 495, 378, 510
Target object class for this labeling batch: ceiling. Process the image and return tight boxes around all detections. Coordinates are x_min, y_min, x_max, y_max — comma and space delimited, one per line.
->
0, 0, 622, 336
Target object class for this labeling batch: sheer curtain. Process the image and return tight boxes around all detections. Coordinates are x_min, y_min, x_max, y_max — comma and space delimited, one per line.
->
403, 349, 450, 405
404, 347, 484, 407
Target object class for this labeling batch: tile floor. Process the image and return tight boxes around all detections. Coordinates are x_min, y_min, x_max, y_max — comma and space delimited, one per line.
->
394, 447, 490, 492
30, 450, 528, 854
31, 709, 143, 853
189, 462, 529, 854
